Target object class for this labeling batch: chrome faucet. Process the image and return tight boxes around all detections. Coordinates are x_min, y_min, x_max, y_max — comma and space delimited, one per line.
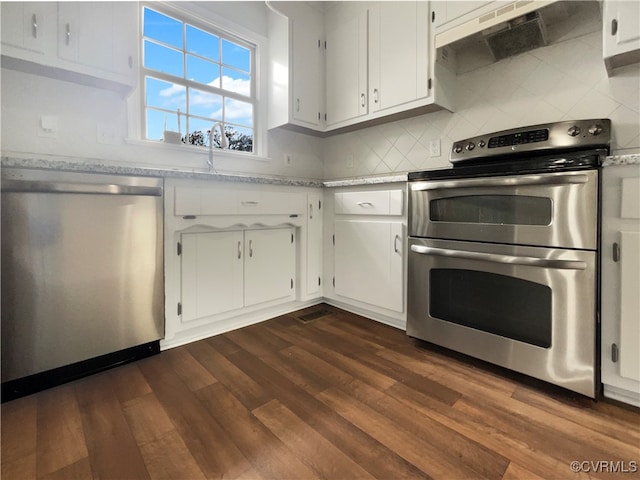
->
207, 122, 228, 173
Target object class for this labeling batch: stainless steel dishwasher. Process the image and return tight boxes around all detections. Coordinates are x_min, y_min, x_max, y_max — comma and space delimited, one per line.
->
1, 168, 164, 401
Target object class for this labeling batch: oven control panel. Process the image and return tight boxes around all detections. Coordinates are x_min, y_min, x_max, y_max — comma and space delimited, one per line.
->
450, 119, 610, 164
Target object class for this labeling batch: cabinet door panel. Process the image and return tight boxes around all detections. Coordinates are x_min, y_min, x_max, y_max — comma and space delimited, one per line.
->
620, 231, 640, 381
306, 193, 323, 296
325, 9, 368, 126
334, 220, 403, 312
181, 231, 243, 322
371, 2, 420, 111
244, 228, 295, 307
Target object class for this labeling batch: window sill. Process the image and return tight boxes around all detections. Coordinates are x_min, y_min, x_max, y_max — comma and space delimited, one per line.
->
124, 138, 271, 163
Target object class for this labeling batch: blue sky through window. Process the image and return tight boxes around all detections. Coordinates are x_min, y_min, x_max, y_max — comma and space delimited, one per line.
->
142, 7, 254, 151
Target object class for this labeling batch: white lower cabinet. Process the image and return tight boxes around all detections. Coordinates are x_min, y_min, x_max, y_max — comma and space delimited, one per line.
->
326, 186, 406, 329
334, 220, 403, 312
601, 164, 640, 407
180, 228, 295, 324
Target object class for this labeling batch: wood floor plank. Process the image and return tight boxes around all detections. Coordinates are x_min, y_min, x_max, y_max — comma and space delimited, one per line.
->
196, 382, 321, 479
265, 321, 397, 391
73, 372, 150, 480
1, 394, 37, 474
386, 381, 597, 480
122, 393, 177, 446
162, 346, 218, 392
187, 339, 271, 411
138, 430, 207, 480
137, 355, 254, 480
337, 378, 510, 479
106, 362, 152, 404
253, 399, 375, 480
317, 386, 483, 479
511, 384, 640, 445
225, 348, 431, 479
39, 457, 93, 480
35, 384, 89, 478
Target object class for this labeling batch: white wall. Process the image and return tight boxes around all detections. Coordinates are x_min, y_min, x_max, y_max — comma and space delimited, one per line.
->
323, 29, 640, 179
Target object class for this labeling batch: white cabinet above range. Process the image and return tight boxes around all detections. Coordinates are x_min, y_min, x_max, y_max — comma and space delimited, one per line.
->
602, 0, 640, 75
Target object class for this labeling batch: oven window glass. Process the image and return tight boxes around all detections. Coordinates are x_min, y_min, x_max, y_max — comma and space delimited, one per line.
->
430, 269, 552, 348
429, 195, 552, 225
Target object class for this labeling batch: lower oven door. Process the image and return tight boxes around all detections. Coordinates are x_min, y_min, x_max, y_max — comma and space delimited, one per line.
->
407, 237, 597, 397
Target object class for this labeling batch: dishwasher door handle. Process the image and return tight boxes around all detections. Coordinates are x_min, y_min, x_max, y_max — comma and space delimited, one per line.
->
1, 179, 163, 196
410, 244, 587, 270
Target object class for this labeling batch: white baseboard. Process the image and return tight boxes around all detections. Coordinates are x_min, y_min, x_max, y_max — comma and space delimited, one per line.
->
603, 384, 640, 408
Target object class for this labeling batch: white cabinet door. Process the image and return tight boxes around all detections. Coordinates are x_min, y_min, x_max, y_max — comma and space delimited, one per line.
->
369, 2, 429, 112
601, 165, 640, 406
334, 220, 403, 312
325, 4, 368, 127
306, 193, 323, 297
244, 228, 296, 307
180, 231, 244, 323
291, 3, 324, 128
603, 0, 640, 74
58, 2, 137, 82
1, 2, 56, 55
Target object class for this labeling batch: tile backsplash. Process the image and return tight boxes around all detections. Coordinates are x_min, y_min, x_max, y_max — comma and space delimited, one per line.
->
323, 30, 640, 180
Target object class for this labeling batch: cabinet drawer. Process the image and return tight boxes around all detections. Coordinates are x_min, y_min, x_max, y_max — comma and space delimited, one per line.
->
237, 192, 306, 215
335, 190, 403, 215
174, 187, 234, 215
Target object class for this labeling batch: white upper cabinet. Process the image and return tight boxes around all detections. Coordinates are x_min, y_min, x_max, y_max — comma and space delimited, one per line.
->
603, 0, 640, 75
268, 2, 325, 131
325, 3, 369, 127
369, 2, 430, 113
1, 2, 57, 56
1, 2, 138, 95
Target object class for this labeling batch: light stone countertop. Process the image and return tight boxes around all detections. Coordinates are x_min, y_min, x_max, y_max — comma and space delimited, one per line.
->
602, 154, 640, 167
3, 154, 637, 188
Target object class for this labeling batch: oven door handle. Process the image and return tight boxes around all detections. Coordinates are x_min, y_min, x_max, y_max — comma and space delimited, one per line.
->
410, 172, 589, 191
410, 245, 587, 270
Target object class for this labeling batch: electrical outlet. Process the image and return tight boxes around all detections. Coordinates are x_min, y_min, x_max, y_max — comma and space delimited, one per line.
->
38, 115, 58, 138
346, 154, 355, 168
429, 139, 441, 157
284, 153, 293, 167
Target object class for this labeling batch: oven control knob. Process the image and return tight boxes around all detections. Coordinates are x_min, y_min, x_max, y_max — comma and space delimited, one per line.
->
465, 142, 475, 151
453, 144, 463, 154
567, 125, 581, 136
478, 140, 486, 148
588, 124, 603, 136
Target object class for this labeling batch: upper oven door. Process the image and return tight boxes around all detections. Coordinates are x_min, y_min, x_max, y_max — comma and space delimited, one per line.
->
409, 169, 598, 249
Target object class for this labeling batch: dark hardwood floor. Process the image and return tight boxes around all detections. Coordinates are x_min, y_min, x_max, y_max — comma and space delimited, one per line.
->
2, 305, 639, 479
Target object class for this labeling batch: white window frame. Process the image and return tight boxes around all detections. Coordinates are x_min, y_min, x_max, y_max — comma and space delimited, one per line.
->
132, 2, 269, 160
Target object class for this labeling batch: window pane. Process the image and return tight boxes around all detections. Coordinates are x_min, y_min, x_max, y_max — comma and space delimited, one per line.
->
430, 269, 552, 348
221, 67, 251, 96
189, 88, 223, 120
146, 109, 167, 141
146, 77, 186, 112
186, 117, 217, 147
143, 8, 183, 49
187, 55, 221, 87
222, 39, 250, 72
144, 40, 184, 78
186, 25, 219, 61
224, 97, 253, 127
430, 195, 552, 225
226, 126, 253, 152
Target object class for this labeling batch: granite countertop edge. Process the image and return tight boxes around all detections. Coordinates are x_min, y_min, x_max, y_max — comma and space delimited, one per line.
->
602, 154, 640, 167
1, 156, 324, 188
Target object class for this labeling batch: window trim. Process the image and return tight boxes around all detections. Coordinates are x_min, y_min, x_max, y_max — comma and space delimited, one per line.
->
136, 2, 268, 159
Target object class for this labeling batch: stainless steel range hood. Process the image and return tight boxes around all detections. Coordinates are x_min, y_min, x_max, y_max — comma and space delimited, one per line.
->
436, 1, 602, 74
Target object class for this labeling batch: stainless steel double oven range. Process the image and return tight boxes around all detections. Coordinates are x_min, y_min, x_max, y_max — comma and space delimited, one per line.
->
408, 119, 611, 398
